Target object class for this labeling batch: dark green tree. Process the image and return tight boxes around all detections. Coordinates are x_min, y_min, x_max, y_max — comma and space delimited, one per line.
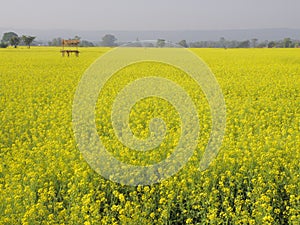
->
178, 40, 188, 48
22, 35, 36, 48
268, 41, 276, 48
251, 38, 258, 48
101, 34, 117, 46
283, 38, 292, 48
157, 39, 165, 48
237, 40, 250, 48
2, 32, 18, 43
10, 36, 20, 48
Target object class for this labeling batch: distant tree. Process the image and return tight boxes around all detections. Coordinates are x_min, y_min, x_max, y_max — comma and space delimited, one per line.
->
79, 40, 95, 47
178, 39, 188, 48
257, 42, 267, 48
2, 32, 18, 43
74, 35, 81, 40
264, 40, 269, 48
189, 42, 201, 48
157, 39, 165, 48
251, 38, 258, 48
276, 41, 284, 48
10, 36, 20, 48
190, 41, 211, 48
144, 42, 154, 47
48, 37, 62, 46
237, 40, 250, 48
22, 35, 36, 48
130, 41, 143, 47
101, 34, 117, 46
283, 37, 292, 48
219, 37, 226, 48
228, 40, 239, 48
268, 41, 276, 48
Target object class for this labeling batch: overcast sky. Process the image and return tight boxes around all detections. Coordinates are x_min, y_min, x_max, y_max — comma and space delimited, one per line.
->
1, 0, 299, 30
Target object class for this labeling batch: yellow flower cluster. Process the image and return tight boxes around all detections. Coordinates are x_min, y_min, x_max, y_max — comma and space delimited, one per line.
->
0, 47, 299, 224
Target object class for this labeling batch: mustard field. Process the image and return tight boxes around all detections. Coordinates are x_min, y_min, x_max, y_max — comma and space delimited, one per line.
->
0, 47, 299, 224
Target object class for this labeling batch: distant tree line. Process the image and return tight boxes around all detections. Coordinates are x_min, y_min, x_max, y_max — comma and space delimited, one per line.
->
48, 34, 118, 47
187, 37, 300, 48
0, 32, 36, 48
1, 31, 300, 49
34, 34, 300, 48
48, 36, 95, 47
97, 35, 300, 48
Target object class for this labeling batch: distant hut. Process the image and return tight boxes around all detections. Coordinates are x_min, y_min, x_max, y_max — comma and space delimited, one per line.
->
61, 39, 80, 57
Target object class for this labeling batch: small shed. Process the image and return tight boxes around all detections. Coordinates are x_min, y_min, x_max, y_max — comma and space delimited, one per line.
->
61, 39, 80, 57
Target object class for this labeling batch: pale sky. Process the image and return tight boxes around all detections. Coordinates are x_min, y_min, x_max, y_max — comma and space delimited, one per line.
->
0, 0, 299, 30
